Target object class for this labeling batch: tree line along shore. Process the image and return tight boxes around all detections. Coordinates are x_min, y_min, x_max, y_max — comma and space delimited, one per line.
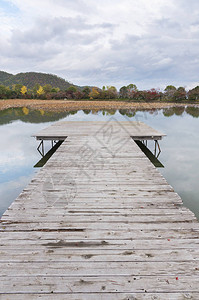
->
0, 83, 199, 102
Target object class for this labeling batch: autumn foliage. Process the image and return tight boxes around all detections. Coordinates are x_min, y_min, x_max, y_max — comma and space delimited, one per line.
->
0, 80, 199, 102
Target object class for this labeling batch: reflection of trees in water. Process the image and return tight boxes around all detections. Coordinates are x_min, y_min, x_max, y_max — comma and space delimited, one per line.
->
119, 109, 136, 117
186, 106, 199, 118
104, 109, 116, 116
148, 109, 159, 115
1, 107, 140, 125
163, 106, 185, 117
83, 110, 91, 115
174, 107, 185, 115
2, 106, 198, 125
163, 108, 175, 117
68, 110, 78, 115
0, 108, 76, 125
101, 109, 116, 116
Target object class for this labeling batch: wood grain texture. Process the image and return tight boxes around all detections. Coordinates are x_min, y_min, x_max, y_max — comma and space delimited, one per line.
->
0, 121, 198, 299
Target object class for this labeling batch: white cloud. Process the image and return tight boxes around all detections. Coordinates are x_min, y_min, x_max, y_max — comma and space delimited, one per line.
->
1, 0, 199, 89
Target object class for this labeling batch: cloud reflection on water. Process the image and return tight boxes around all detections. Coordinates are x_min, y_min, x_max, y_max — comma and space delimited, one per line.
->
0, 107, 199, 219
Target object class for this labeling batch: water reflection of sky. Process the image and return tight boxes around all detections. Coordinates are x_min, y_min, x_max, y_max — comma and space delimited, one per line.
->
0, 119, 53, 214
0, 107, 199, 219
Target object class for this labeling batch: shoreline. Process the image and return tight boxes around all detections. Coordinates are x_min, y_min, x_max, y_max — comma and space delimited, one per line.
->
0, 99, 199, 112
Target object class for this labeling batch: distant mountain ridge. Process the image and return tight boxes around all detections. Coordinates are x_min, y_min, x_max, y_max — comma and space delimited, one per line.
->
0, 71, 79, 90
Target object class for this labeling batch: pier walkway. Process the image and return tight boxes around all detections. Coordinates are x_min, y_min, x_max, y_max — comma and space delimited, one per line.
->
0, 121, 199, 299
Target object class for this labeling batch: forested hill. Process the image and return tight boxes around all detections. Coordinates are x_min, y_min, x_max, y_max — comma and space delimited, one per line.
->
0, 71, 77, 90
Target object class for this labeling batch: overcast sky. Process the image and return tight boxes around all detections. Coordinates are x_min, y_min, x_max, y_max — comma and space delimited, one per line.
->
0, 0, 199, 90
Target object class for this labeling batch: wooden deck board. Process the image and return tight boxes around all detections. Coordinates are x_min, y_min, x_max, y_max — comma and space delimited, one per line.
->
0, 121, 199, 298
33, 120, 166, 141
1, 294, 199, 300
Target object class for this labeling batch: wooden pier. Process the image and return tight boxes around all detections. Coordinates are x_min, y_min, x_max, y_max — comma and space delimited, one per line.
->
0, 120, 199, 299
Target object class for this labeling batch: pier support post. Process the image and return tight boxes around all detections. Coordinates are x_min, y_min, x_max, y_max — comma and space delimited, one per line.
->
154, 140, 161, 158
37, 140, 44, 157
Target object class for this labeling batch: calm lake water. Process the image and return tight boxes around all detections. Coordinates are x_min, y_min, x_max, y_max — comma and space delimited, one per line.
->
0, 106, 199, 219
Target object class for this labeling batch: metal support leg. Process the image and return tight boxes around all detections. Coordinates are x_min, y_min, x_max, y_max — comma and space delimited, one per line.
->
37, 140, 44, 157
42, 140, 44, 156
154, 140, 161, 158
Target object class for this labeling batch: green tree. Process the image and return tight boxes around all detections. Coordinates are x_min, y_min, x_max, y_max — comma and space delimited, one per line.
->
164, 85, 176, 91
67, 86, 77, 93
119, 84, 138, 99
105, 86, 118, 99
82, 86, 91, 98
12, 84, 23, 98
173, 87, 186, 102
188, 86, 199, 101
164, 85, 176, 100
65, 86, 78, 99
51, 87, 60, 93
0, 85, 11, 99
127, 84, 138, 92
32, 84, 40, 98
119, 86, 128, 98
43, 84, 52, 93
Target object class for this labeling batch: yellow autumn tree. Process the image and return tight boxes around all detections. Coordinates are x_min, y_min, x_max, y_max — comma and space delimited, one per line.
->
21, 85, 27, 95
39, 109, 45, 116
22, 107, 29, 115
37, 86, 44, 96
89, 87, 100, 99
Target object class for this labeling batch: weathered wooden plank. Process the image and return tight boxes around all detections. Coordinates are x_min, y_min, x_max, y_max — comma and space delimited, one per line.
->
1, 217, 196, 225
12, 193, 183, 202
0, 229, 198, 240
4, 208, 189, 216
0, 293, 198, 300
0, 248, 199, 262
0, 275, 199, 293
0, 238, 199, 250
0, 121, 198, 298
1, 221, 199, 232
0, 261, 199, 276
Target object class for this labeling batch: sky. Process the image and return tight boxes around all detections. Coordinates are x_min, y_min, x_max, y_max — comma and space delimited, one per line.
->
0, 0, 199, 90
